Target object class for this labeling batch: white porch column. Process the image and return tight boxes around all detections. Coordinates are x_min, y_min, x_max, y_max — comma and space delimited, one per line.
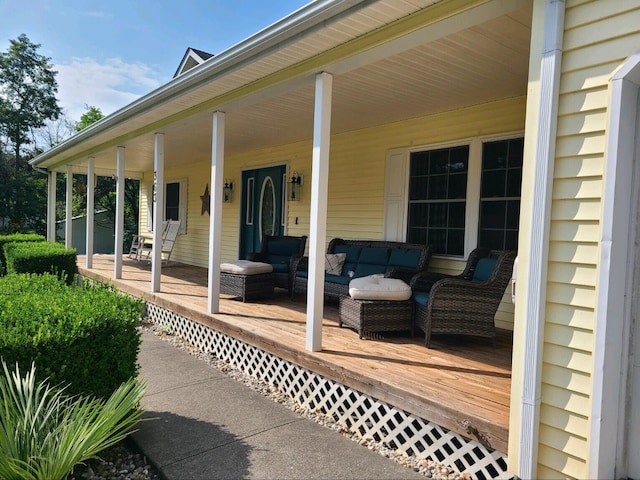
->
151, 134, 165, 292
306, 72, 333, 352
47, 171, 56, 242
512, 1, 565, 478
208, 111, 225, 313
65, 166, 73, 248
86, 157, 95, 268
114, 147, 126, 279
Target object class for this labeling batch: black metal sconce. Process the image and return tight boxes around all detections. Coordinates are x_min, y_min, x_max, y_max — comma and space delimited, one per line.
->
223, 180, 234, 203
288, 171, 302, 201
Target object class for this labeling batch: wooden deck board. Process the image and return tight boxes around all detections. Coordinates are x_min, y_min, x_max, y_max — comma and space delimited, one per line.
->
78, 256, 512, 453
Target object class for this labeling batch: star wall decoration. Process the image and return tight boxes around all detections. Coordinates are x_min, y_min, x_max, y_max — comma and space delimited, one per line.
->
200, 184, 210, 215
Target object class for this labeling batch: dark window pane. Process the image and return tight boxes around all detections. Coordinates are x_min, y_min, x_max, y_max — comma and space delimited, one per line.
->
481, 201, 506, 229
166, 182, 180, 220
410, 152, 429, 175
481, 170, 506, 198
449, 146, 469, 171
508, 138, 524, 168
506, 168, 522, 197
479, 229, 504, 250
428, 175, 447, 200
505, 230, 519, 251
409, 203, 429, 228
448, 173, 467, 199
410, 177, 428, 200
428, 203, 447, 228
449, 202, 465, 228
430, 149, 449, 174
407, 227, 427, 245
506, 200, 520, 229
447, 230, 465, 256
483, 141, 508, 170
428, 228, 447, 254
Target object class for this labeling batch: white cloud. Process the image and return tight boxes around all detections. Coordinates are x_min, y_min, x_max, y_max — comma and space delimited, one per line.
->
55, 57, 165, 121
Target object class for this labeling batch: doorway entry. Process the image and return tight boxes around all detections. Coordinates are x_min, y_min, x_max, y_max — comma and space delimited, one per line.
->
239, 165, 287, 259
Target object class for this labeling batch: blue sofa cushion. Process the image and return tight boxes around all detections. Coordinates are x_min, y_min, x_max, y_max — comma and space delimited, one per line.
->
268, 239, 302, 256
354, 263, 387, 278
267, 254, 292, 267
333, 245, 362, 263
295, 270, 351, 285
271, 262, 290, 273
324, 274, 351, 285
389, 248, 422, 269
412, 291, 430, 306
472, 258, 497, 282
358, 247, 390, 265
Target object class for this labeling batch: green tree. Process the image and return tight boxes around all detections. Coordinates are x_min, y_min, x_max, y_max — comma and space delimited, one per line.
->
72, 105, 139, 250
0, 34, 61, 168
75, 104, 103, 132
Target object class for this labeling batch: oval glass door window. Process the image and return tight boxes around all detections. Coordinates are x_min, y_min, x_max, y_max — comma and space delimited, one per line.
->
260, 177, 276, 237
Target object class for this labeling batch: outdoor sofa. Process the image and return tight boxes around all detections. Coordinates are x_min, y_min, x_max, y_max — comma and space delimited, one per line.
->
291, 238, 432, 300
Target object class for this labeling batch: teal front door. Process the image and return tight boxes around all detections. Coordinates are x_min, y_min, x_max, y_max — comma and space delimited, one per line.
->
239, 165, 287, 259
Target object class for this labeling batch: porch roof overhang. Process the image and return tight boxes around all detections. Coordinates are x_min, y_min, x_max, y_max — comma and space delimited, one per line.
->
30, 0, 532, 177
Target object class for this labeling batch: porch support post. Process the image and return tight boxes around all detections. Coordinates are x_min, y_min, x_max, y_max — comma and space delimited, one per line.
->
207, 111, 225, 313
65, 166, 73, 248
86, 157, 95, 268
512, 1, 564, 478
114, 147, 125, 279
47, 171, 56, 242
306, 71, 332, 352
151, 134, 165, 292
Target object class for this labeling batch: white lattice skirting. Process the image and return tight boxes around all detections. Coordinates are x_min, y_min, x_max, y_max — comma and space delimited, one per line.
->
146, 302, 511, 479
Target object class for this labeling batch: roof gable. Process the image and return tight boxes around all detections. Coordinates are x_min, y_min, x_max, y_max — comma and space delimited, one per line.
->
174, 47, 214, 78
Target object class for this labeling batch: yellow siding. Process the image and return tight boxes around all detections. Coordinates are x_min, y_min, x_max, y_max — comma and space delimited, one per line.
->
139, 97, 525, 283
525, 0, 640, 477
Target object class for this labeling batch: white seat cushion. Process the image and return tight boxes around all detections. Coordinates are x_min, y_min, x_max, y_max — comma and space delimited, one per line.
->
220, 260, 273, 275
348, 275, 411, 301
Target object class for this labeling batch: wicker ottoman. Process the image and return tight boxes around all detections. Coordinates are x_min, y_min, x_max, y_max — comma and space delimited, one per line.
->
220, 260, 274, 302
338, 276, 413, 339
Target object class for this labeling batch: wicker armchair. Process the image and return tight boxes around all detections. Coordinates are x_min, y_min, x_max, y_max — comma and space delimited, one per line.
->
247, 234, 307, 294
410, 248, 516, 347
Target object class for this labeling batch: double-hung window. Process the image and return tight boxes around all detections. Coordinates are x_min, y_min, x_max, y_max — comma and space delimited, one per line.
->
478, 138, 522, 251
148, 179, 187, 235
407, 145, 469, 255
404, 136, 522, 256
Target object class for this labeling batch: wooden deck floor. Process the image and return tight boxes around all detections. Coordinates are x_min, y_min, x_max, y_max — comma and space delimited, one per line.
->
78, 255, 512, 454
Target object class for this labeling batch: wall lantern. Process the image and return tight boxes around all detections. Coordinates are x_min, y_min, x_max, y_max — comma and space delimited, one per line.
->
288, 171, 303, 202
223, 180, 234, 203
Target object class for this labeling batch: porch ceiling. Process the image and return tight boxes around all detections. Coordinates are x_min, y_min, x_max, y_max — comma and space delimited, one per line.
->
38, 0, 532, 176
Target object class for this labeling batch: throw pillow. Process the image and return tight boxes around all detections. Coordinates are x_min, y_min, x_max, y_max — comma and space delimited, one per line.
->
325, 253, 347, 276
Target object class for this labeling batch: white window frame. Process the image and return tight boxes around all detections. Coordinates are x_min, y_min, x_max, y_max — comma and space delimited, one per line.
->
147, 178, 187, 235
384, 131, 523, 259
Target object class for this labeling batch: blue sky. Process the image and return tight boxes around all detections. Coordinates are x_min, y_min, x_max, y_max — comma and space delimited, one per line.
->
0, 0, 311, 121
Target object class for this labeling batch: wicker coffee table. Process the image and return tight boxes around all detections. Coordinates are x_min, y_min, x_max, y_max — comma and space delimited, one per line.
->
338, 276, 413, 339
220, 260, 274, 302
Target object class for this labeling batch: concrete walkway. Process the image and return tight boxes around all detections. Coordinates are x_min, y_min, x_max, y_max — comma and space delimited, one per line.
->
131, 330, 425, 479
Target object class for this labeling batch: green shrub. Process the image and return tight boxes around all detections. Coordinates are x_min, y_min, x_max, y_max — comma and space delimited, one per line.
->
3, 241, 77, 285
0, 233, 45, 276
0, 274, 143, 399
0, 360, 147, 480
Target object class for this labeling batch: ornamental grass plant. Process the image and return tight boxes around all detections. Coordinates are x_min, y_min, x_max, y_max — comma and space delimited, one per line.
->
0, 360, 147, 480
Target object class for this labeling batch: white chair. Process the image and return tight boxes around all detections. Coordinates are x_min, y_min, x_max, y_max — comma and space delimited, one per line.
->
133, 220, 180, 264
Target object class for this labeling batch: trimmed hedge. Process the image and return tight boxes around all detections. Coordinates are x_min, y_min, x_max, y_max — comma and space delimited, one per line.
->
0, 273, 143, 399
4, 241, 77, 284
0, 233, 45, 275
